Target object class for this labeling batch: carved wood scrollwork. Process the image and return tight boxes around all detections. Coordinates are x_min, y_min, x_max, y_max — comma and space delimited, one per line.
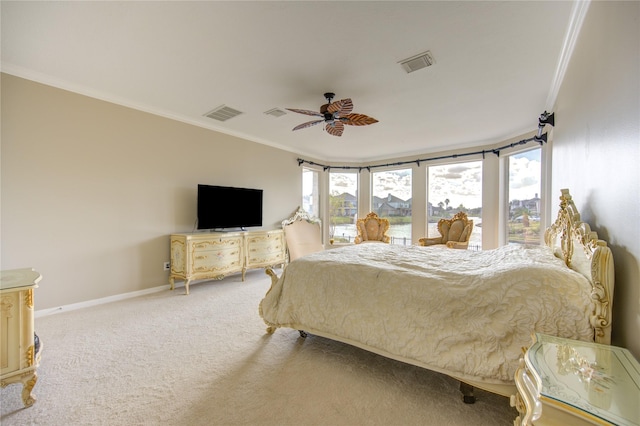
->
281, 206, 321, 227
25, 289, 34, 309
1, 295, 14, 318
26, 345, 35, 367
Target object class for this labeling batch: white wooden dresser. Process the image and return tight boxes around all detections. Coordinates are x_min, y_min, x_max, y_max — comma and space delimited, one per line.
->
169, 230, 285, 294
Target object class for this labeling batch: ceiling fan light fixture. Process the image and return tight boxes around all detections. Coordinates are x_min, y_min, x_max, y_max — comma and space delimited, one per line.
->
399, 50, 435, 73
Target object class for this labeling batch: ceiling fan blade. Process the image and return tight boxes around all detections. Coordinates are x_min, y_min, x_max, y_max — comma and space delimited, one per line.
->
292, 119, 324, 131
325, 121, 344, 137
327, 98, 354, 116
286, 108, 323, 117
341, 113, 379, 126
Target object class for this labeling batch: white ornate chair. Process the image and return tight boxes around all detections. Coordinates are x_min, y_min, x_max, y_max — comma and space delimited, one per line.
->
281, 207, 324, 262
354, 212, 391, 244
418, 211, 473, 249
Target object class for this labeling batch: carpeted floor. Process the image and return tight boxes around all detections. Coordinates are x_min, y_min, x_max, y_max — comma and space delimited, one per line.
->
1, 269, 517, 425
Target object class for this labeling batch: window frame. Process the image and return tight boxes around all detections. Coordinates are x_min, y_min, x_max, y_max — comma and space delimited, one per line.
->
370, 167, 413, 245
499, 144, 548, 247
426, 158, 484, 250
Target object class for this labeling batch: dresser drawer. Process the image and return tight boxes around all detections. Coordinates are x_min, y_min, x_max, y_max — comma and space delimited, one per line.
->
246, 233, 284, 263
246, 231, 285, 266
191, 236, 242, 252
192, 247, 243, 273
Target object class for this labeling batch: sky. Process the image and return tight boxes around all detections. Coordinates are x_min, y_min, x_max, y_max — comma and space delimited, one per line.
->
428, 161, 483, 210
311, 148, 542, 210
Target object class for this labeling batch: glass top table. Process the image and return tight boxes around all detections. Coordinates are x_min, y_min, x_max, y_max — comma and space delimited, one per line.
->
526, 333, 640, 426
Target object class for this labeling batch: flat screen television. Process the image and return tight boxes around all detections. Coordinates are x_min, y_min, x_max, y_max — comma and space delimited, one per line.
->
197, 184, 263, 230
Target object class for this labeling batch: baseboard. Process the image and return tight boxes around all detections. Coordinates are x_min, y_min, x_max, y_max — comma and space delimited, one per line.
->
34, 268, 276, 318
35, 283, 179, 318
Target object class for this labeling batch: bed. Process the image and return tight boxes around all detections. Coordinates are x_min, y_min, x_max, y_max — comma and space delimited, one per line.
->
259, 189, 614, 401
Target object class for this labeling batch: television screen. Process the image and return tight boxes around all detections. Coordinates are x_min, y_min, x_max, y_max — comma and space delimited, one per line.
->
197, 184, 263, 230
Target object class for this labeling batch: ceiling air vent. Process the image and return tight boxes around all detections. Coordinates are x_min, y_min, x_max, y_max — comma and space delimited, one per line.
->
264, 108, 287, 118
399, 51, 435, 74
204, 105, 243, 121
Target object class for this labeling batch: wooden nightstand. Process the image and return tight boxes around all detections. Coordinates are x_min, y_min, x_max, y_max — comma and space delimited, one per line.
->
0, 268, 42, 407
512, 333, 640, 425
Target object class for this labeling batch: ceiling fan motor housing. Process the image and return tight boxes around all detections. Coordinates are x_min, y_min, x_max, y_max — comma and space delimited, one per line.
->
320, 92, 335, 119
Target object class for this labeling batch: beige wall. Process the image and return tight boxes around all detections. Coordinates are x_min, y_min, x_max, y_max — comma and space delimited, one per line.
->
1, 74, 302, 309
552, 1, 639, 355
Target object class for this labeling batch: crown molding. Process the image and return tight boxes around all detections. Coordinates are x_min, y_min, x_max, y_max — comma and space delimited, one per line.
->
545, 0, 591, 111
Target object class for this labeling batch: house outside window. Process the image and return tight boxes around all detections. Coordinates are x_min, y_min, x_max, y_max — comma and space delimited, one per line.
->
329, 171, 358, 243
371, 168, 412, 245
506, 148, 542, 246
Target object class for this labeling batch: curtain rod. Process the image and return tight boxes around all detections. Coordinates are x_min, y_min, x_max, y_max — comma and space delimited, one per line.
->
298, 111, 554, 171
297, 132, 548, 172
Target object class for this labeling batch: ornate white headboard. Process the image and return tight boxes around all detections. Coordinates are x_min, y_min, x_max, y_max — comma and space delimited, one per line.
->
544, 189, 615, 344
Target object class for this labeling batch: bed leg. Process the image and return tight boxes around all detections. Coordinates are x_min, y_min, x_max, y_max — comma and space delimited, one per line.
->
298, 330, 308, 338
460, 381, 476, 404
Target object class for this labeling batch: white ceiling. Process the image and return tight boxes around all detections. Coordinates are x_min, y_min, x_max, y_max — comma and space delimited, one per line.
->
1, 1, 575, 162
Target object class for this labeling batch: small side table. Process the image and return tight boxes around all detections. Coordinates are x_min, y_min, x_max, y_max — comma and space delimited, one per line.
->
0, 268, 42, 407
512, 333, 640, 425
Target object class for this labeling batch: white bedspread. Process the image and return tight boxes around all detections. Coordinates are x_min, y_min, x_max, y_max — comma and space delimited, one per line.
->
260, 244, 594, 384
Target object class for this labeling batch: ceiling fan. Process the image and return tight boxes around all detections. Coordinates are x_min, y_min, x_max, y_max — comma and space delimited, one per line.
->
286, 93, 378, 137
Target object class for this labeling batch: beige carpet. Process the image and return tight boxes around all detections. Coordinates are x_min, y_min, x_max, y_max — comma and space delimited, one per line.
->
1, 269, 517, 425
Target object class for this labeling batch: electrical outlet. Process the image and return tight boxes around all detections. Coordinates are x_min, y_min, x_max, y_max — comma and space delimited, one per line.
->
163, 261, 170, 271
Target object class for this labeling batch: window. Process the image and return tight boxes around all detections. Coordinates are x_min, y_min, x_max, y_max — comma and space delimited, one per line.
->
302, 167, 320, 218
371, 168, 412, 245
506, 148, 541, 246
329, 171, 358, 243
427, 161, 482, 249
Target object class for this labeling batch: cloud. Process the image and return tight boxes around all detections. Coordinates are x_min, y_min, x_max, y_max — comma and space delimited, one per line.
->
435, 172, 463, 179
508, 154, 541, 200
428, 160, 483, 208
448, 165, 476, 174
